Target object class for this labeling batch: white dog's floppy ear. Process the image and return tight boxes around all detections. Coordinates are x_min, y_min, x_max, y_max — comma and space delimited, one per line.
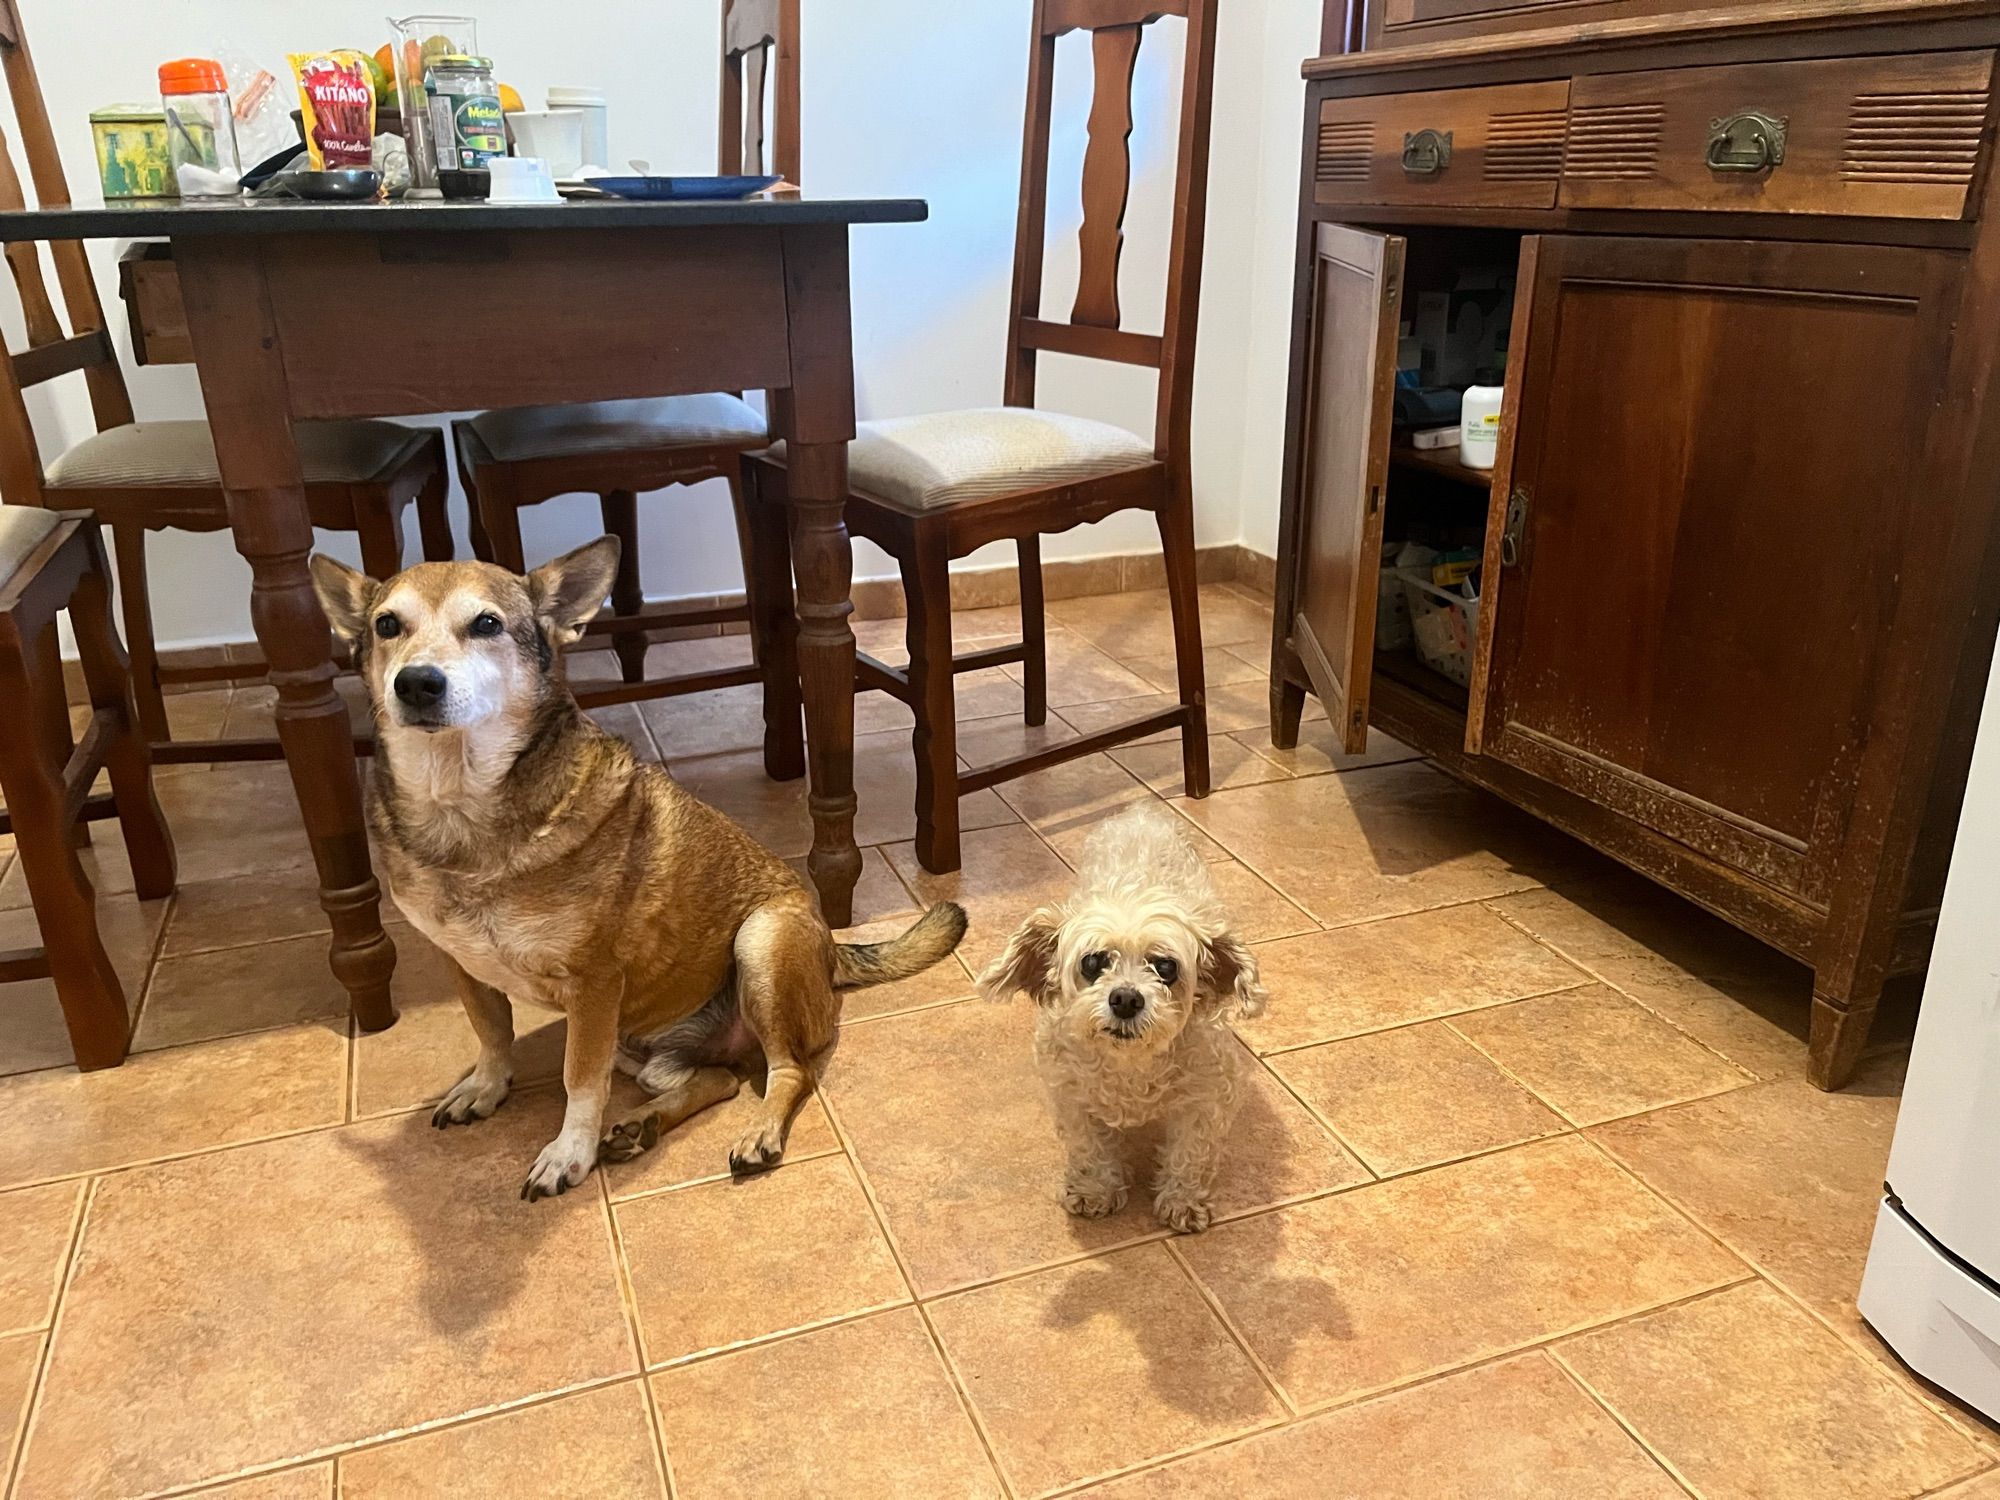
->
309, 554, 376, 643
978, 903, 1064, 1004
528, 535, 621, 646
1201, 929, 1268, 1019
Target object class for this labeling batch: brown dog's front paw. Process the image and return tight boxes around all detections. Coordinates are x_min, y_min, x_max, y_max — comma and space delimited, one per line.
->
432, 1068, 511, 1129
521, 1131, 595, 1201
598, 1114, 661, 1165
727, 1122, 785, 1177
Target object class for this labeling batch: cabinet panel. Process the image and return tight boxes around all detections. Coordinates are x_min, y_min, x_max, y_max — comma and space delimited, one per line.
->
1317, 82, 1570, 210
1291, 223, 1405, 752
1479, 236, 1957, 903
1561, 51, 1995, 220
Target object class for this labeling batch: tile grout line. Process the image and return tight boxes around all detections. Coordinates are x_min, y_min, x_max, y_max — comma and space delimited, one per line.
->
1541, 1345, 1706, 1499
1161, 1235, 1299, 1417
596, 1171, 654, 1377
4, 1176, 98, 1500
604, 1142, 844, 1208
1237, 1037, 1380, 1184
638, 1373, 680, 1500
1240, 973, 1592, 1058
1438, 1013, 1591, 1131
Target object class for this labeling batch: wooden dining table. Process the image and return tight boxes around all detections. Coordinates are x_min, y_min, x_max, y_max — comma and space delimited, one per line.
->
0, 194, 926, 1033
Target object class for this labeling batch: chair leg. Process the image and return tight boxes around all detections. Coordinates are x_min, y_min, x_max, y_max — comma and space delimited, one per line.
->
0, 613, 129, 1070
481, 486, 530, 574
725, 467, 762, 668
70, 525, 176, 901
415, 466, 455, 562
30, 626, 87, 849
111, 522, 169, 746
1017, 534, 1047, 728
354, 498, 406, 581
599, 489, 648, 683
904, 528, 961, 874
744, 462, 803, 781
1157, 472, 1210, 799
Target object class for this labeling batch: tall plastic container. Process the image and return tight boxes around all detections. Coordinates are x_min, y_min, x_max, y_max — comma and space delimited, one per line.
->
387, 14, 477, 194
158, 58, 240, 197
547, 86, 609, 171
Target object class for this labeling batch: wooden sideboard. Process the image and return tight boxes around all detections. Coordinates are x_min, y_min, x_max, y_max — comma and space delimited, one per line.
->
1267, 0, 2000, 1087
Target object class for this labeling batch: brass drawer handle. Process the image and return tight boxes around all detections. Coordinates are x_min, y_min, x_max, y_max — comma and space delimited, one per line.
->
1401, 128, 1453, 177
1706, 110, 1788, 173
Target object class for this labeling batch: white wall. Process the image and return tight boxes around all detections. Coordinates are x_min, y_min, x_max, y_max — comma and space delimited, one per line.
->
12, 0, 1314, 649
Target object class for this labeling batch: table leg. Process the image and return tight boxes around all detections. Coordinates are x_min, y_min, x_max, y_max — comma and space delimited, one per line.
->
176, 241, 397, 1030
774, 226, 861, 926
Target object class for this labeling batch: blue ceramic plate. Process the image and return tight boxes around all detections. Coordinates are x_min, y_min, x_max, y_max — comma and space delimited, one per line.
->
578, 174, 781, 201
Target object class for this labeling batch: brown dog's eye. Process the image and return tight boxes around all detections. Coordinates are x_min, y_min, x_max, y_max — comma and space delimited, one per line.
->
469, 612, 504, 638
1149, 955, 1180, 985
1080, 951, 1112, 983
373, 614, 401, 639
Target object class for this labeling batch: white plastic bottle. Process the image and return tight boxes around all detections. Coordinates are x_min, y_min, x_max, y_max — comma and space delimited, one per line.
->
1460, 384, 1504, 470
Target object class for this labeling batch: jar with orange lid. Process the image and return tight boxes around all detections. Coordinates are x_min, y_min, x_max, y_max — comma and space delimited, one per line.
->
158, 57, 240, 196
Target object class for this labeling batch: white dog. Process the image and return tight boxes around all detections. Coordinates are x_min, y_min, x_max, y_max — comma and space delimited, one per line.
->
978, 806, 1267, 1233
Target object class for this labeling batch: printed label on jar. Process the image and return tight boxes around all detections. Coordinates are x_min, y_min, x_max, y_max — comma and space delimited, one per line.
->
453, 95, 504, 162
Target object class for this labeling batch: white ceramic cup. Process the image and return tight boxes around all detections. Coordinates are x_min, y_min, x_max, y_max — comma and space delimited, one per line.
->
486, 155, 560, 204
505, 110, 584, 179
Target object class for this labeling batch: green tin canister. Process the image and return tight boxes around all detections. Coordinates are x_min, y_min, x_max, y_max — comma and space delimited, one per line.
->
90, 105, 174, 198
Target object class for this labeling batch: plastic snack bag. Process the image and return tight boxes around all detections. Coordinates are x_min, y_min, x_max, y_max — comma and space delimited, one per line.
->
289, 51, 376, 169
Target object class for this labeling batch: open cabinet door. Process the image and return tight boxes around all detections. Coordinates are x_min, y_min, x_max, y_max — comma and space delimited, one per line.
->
1290, 222, 1405, 753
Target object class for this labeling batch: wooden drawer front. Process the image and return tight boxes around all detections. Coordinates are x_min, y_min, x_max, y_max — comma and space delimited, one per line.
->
1318, 81, 1570, 210
1562, 51, 1995, 219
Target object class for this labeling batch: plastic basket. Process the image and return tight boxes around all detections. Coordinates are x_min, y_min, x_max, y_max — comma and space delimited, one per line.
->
1399, 568, 1480, 687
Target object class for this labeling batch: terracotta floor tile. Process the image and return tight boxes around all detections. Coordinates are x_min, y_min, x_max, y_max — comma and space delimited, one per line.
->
135, 932, 348, 1052
1176, 1135, 1745, 1409
1081, 1352, 1683, 1499
0, 834, 137, 909
1, 1332, 42, 1486
840, 846, 921, 925
0, 897, 165, 1078
954, 714, 1080, 772
193, 1465, 333, 1499
1271, 1022, 1566, 1175
1452, 984, 1753, 1125
1933, 1469, 2000, 1498
641, 682, 769, 763
1049, 586, 1271, 658
1002, 627, 1155, 708
1203, 861, 1316, 944
14, 1095, 636, 1498
616, 1154, 907, 1366
1587, 1051, 1903, 1340
350, 989, 567, 1121
0, 1182, 80, 1335
1488, 882, 1813, 1079
823, 1001, 1361, 1296
1556, 1282, 1983, 1500
1117, 647, 1266, 694
884, 824, 1077, 975
339, 1380, 665, 1499
589, 703, 659, 761
222, 683, 371, 746
651, 1308, 1001, 1499
1178, 763, 1582, 927
161, 869, 328, 958
600, 1085, 839, 1200
1112, 735, 1290, 794
1058, 692, 1185, 746
994, 753, 1225, 867
929, 1243, 1282, 1497
0, 1022, 346, 1190
1235, 902, 1587, 1054
152, 762, 318, 886
1226, 722, 1422, 778
837, 914, 976, 1022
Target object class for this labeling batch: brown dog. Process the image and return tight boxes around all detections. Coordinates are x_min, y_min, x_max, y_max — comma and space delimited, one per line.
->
310, 537, 965, 1199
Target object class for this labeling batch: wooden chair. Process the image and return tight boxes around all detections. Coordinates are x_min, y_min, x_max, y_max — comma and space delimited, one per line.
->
0, 506, 176, 1069
745, 0, 1219, 872
452, 0, 802, 703
0, 3, 453, 766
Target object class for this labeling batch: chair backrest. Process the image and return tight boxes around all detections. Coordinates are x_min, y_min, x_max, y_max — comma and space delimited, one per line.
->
1004, 0, 1218, 465
720, 0, 801, 185
0, 0, 135, 508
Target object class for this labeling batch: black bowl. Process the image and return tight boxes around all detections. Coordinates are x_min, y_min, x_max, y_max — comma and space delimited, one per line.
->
437, 168, 490, 201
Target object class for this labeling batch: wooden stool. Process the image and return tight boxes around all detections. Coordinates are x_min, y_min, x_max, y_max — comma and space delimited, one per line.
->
0, 507, 176, 1070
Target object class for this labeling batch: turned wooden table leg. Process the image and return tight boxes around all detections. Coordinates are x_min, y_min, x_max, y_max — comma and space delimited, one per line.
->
774, 224, 861, 926
178, 240, 397, 1032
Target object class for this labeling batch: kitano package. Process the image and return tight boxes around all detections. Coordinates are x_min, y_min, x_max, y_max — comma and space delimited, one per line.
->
289, 51, 376, 169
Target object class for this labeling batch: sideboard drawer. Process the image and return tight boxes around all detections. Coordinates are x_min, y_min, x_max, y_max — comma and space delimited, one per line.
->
1317, 80, 1570, 210
1561, 51, 1996, 219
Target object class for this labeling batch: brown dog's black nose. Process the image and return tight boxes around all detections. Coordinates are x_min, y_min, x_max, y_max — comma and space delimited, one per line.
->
1108, 987, 1145, 1020
394, 665, 448, 708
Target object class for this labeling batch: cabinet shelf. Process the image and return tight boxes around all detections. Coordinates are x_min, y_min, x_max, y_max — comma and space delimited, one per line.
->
1391, 442, 1495, 489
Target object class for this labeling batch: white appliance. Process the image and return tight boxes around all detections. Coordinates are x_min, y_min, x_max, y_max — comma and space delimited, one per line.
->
1858, 634, 2000, 1421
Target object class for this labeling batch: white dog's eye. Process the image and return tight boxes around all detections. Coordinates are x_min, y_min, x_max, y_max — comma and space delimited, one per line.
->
1080, 951, 1112, 982
1148, 955, 1180, 985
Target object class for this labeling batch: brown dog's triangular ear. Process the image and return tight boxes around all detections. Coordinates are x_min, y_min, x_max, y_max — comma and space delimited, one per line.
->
1201, 929, 1268, 1020
977, 903, 1064, 1005
309, 554, 376, 643
527, 535, 621, 646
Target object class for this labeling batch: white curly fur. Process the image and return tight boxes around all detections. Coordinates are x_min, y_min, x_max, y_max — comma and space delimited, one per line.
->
977, 806, 1267, 1233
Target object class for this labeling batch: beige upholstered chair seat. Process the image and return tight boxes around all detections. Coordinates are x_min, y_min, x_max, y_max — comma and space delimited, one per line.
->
0, 504, 60, 587
826, 407, 1155, 510
44, 420, 427, 491
468, 394, 767, 463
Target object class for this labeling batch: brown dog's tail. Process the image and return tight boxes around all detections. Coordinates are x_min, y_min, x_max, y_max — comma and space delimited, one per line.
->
833, 902, 969, 989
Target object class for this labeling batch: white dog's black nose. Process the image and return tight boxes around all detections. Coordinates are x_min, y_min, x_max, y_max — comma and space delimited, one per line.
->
394, 665, 448, 708
1108, 987, 1145, 1020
